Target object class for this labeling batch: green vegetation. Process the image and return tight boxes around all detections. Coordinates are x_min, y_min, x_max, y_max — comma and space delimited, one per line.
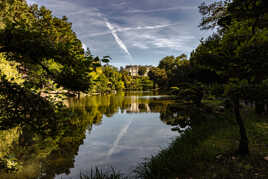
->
89, 65, 153, 94
191, 0, 268, 155
139, 0, 268, 177
135, 103, 268, 178
80, 168, 128, 179
147, 54, 190, 89
0, 0, 93, 93
148, 0, 268, 155
138, 66, 147, 76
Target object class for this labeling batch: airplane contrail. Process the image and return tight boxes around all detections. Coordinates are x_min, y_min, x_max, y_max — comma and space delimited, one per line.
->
106, 120, 132, 159
104, 18, 132, 58
81, 23, 178, 38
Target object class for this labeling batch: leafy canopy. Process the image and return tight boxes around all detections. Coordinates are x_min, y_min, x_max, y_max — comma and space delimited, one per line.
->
0, 0, 92, 92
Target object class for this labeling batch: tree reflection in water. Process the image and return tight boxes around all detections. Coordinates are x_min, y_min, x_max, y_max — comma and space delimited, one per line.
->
0, 91, 194, 178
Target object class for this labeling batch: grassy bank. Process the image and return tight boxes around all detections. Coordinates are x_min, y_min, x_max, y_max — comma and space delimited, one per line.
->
135, 103, 268, 179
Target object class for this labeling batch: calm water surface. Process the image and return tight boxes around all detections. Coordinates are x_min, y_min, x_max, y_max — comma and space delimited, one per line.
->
0, 91, 183, 179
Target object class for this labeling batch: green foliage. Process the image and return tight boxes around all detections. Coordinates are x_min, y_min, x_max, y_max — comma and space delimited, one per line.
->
0, 54, 24, 84
209, 83, 224, 98
172, 83, 204, 105
190, 0, 268, 155
157, 54, 191, 87
88, 65, 154, 93
192, 0, 268, 98
140, 77, 154, 90
135, 106, 268, 178
101, 56, 111, 65
0, 0, 92, 92
80, 168, 127, 179
138, 66, 147, 76
148, 67, 168, 88
0, 75, 58, 128
148, 54, 195, 91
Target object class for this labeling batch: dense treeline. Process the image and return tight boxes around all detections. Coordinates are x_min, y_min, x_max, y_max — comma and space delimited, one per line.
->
148, 0, 268, 155
87, 60, 153, 94
148, 54, 190, 89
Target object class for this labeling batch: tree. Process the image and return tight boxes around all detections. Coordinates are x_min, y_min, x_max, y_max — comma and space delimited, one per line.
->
148, 67, 168, 89
191, 0, 268, 155
158, 56, 176, 72
101, 56, 111, 66
138, 66, 147, 76
157, 54, 192, 87
0, 0, 92, 93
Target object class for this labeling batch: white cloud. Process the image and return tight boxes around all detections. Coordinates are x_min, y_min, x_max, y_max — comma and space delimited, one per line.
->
26, 0, 38, 5
121, 26, 195, 52
126, 6, 196, 14
132, 42, 149, 49
153, 36, 195, 50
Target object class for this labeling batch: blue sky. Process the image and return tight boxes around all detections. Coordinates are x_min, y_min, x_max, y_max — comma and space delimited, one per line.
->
26, 0, 212, 67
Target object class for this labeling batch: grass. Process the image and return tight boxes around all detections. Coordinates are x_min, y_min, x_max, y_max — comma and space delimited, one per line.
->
79, 167, 128, 179
134, 103, 268, 179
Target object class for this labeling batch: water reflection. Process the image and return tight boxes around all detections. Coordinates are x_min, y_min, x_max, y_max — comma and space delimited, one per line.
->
0, 91, 192, 178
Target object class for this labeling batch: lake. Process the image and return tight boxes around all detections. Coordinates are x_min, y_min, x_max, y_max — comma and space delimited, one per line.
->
0, 91, 185, 179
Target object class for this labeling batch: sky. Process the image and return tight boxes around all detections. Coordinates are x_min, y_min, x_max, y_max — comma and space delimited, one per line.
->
26, 0, 212, 67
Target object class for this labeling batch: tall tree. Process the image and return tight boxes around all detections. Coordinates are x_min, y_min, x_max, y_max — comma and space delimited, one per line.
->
192, 0, 268, 155
148, 67, 168, 89
0, 0, 92, 92
158, 54, 192, 87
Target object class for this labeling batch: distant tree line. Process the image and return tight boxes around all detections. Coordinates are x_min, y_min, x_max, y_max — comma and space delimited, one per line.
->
87, 60, 154, 94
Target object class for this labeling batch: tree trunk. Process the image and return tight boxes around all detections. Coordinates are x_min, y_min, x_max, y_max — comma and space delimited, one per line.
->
153, 82, 156, 89
233, 97, 249, 155
255, 100, 265, 114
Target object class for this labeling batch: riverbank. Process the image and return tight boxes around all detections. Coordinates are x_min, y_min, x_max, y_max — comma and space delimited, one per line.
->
135, 102, 268, 178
